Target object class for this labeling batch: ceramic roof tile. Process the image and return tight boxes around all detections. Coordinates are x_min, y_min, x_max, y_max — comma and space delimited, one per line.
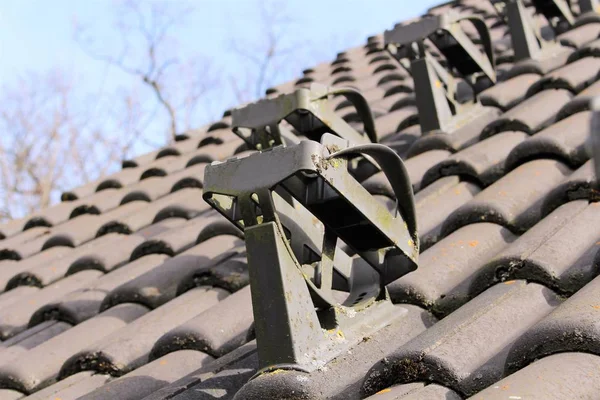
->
415, 178, 481, 249
527, 55, 600, 95
0, 303, 147, 394
101, 235, 244, 310
505, 111, 591, 170
542, 159, 598, 214
1, 2, 599, 398
61, 287, 226, 379
362, 281, 561, 397
29, 254, 169, 326
558, 21, 600, 48
422, 131, 528, 187
388, 222, 516, 316
406, 107, 501, 156
150, 285, 253, 359
481, 89, 573, 138
469, 352, 600, 400
6, 233, 143, 289
441, 159, 572, 236
505, 273, 600, 374
0, 270, 103, 339
79, 350, 213, 400
24, 371, 111, 400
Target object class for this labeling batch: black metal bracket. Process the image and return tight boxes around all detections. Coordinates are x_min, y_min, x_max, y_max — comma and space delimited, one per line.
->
384, 11, 496, 134
504, 0, 570, 63
203, 133, 418, 372
531, 0, 575, 31
231, 83, 378, 151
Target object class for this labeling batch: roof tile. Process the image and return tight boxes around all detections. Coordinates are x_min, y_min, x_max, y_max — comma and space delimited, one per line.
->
362, 281, 561, 397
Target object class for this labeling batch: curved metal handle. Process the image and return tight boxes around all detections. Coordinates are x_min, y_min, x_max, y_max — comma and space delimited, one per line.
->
317, 87, 378, 143
327, 143, 417, 237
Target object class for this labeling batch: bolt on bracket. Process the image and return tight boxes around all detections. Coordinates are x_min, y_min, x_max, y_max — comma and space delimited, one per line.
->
231, 83, 378, 152
203, 133, 418, 373
384, 11, 497, 135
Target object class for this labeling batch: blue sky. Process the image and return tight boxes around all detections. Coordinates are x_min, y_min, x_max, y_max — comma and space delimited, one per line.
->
0, 1, 439, 115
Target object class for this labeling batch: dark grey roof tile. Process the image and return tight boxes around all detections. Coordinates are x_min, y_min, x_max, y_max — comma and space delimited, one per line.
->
30, 254, 169, 326
505, 46, 573, 78
363, 382, 425, 399
205, 305, 436, 400
61, 287, 226, 379
7, 233, 143, 289
67, 189, 126, 219
542, 159, 599, 215
0, 270, 102, 339
78, 350, 213, 400
480, 73, 539, 111
139, 155, 188, 180
0, 247, 74, 288
0, 228, 50, 258
441, 159, 572, 236
558, 22, 600, 48
101, 235, 244, 310
362, 281, 561, 397
363, 150, 451, 195
0, 303, 147, 394
471, 200, 590, 296
176, 253, 248, 294
526, 56, 600, 96
128, 217, 187, 240
151, 286, 253, 359
469, 352, 600, 400
568, 36, 600, 63
23, 371, 110, 400
506, 111, 591, 170
367, 383, 462, 400
98, 188, 207, 236
174, 344, 258, 400
0, 218, 28, 241
379, 129, 422, 158
556, 77, 600, 119
407, 107, 501, 157
373, 108, 419, 139
0, 320, 71, 367
0, 286, 39, 311
129, 212, 242, 261
372, 92, 414, 113
38, 201, 147, 253
0, 389, 23, 399
416, 178, 481, 249
389, 222, 516, 317
422, 131, 528, 187
481, 89, 573, 138
119, 163, 206, 205
505, 273, 600, 374
142, 342, 258, 400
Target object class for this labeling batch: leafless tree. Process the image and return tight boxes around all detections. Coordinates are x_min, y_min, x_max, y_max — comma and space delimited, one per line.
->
0, 70, 143, 219
75, 0, 219, 140
229, 0, 301, 102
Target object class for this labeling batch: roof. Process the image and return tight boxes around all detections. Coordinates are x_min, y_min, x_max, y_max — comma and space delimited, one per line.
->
1, 0, 600, 399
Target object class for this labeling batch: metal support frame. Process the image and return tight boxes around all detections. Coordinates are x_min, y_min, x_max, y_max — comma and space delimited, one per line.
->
504, 0, 568, 62
531, 0, 575, 29
384, 12, 496, 134
231, 83, 378, 151
203, 133, 419, 373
